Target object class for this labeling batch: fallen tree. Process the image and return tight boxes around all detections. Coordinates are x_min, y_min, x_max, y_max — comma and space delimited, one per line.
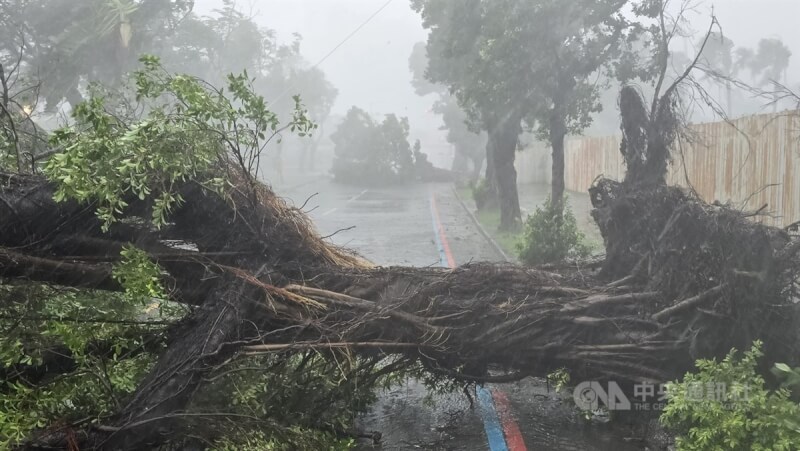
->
1, 57, 799, 450
2, 160, 799, 448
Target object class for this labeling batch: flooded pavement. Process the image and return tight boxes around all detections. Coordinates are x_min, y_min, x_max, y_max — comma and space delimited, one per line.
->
278, 177, 663, 451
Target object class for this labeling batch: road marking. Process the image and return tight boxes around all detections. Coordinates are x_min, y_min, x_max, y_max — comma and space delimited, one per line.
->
428, 193, 456, 268
349, 189, 369, 203
428, 191, 528, 451
477, 386, 509, 451
492, 389, 527, 451
321, 190, 368, 218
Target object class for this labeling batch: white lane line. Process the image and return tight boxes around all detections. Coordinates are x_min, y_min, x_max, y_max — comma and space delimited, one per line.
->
320, 189, 368, 218
348, 189, 369, 202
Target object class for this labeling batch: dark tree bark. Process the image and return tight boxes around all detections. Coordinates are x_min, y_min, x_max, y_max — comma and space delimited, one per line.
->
451, 147, 469, 173
480, 130, 499, 210
2, 169, 799, 450
547, 75, 575, 218
470, 150, 485, 183
549, 111, 567, 217
488, 111, 522, 230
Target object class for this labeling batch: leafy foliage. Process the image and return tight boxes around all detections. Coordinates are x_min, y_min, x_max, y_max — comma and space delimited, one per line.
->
470, 178, 494, 211
2, 52, 329, 448
661, 341, 800, 451
113, 244, 167, 303
44, 55, 314, 229
187, 353, 423, 450
412, 0, 632, 226
330, 106, 415, 185
0, 245, 172, 448
0, 0, 194, 109
408, 42, 485, 178
517, 197, 591, 265
0, 281, 169, 448
212, 429, 354, 451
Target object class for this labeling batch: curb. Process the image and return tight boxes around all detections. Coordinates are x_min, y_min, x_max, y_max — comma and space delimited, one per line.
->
451, 185, 514, 263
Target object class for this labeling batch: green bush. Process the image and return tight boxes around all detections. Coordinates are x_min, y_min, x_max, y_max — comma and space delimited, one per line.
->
660, 341, 800, 451
517, 196, 591, 265
470, 178, 494, 211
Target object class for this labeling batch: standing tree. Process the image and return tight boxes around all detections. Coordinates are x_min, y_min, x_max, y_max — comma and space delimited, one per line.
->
0, 0, 193, 110
731, 38, 792, 113
412, 0, 524, 230
697, 32, 735, 115
517, 0, 629, 216
2, 30, 800, 449
408, 42, 486, 182
754, 38, 792, 112
411, 0, 630, 228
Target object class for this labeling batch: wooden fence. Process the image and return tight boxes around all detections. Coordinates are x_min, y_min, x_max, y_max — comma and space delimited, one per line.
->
564, 112, 800, 227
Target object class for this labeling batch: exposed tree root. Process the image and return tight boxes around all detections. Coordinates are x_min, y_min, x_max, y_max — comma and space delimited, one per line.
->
2, 169, 799, 449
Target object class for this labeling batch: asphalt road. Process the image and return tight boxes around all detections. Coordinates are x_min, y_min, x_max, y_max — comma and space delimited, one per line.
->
277, 176, 652, 451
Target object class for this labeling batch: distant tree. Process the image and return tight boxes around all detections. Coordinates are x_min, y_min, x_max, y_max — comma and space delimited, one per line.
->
732, 38, 791, 112
753, 38, 792, 88
412, 0, 630, 229
754, 38, 792, 112
514, 0, 629, 216
408, 42, 485, 181
0, 0, 338, 136
381, 113, 415, 179
0, 0, 192, 110
160, 4, 338, 126
698, 32, 735, 114
412, 0, 525, 229
330, 107, 415, 185
434, 97, 486, 181
734, 47, 757, 81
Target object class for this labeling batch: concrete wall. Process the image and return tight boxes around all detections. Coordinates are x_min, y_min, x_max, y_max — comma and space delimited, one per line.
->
563, 112, 800, 227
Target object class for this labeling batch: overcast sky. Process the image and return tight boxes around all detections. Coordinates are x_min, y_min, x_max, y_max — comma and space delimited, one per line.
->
194, 0, 799, 147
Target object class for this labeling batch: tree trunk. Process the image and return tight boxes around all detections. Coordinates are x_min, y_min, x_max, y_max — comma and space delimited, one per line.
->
470, 151, 485, 184
489, 112, 522, 231
451, 147, 469, 173
549, 109, 567, 217
477, 130, 499, 211
2, 170, 799, 449
726, 81, 733, 117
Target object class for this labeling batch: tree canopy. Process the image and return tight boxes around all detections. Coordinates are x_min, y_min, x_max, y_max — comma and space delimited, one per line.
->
330, 106, 416, 184
411, 0, 632, 228
0, 0, 337, 125
408, 41, 485, 181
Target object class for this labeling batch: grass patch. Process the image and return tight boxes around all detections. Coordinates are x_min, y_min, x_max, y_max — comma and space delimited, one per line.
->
457, 186, 604, 259
474, 207, 523, 257
456, 187, 521, 258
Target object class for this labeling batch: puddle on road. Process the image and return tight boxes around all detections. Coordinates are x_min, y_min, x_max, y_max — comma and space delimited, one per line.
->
356, 378, 665, 450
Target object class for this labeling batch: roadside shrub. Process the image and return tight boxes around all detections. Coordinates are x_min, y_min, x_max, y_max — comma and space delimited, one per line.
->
660, 341, 800, 451
471, 178, 493, 211
517, 196, 590, 265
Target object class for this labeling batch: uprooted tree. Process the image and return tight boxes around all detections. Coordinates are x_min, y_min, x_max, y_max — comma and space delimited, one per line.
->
2, 49, 800, 450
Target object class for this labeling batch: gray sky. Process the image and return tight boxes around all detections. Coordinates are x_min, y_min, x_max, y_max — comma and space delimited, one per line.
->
194, 0, 447, 159
194, 0, 799, 145
194, 1, 436, 122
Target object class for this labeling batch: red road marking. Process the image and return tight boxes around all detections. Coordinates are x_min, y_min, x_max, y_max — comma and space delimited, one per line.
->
492, 389, 528, 451
430, 192, 528, 451
429, 194, 456, 268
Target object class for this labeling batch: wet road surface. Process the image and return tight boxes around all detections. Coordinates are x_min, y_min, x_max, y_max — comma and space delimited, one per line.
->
278, 176, 651, 451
